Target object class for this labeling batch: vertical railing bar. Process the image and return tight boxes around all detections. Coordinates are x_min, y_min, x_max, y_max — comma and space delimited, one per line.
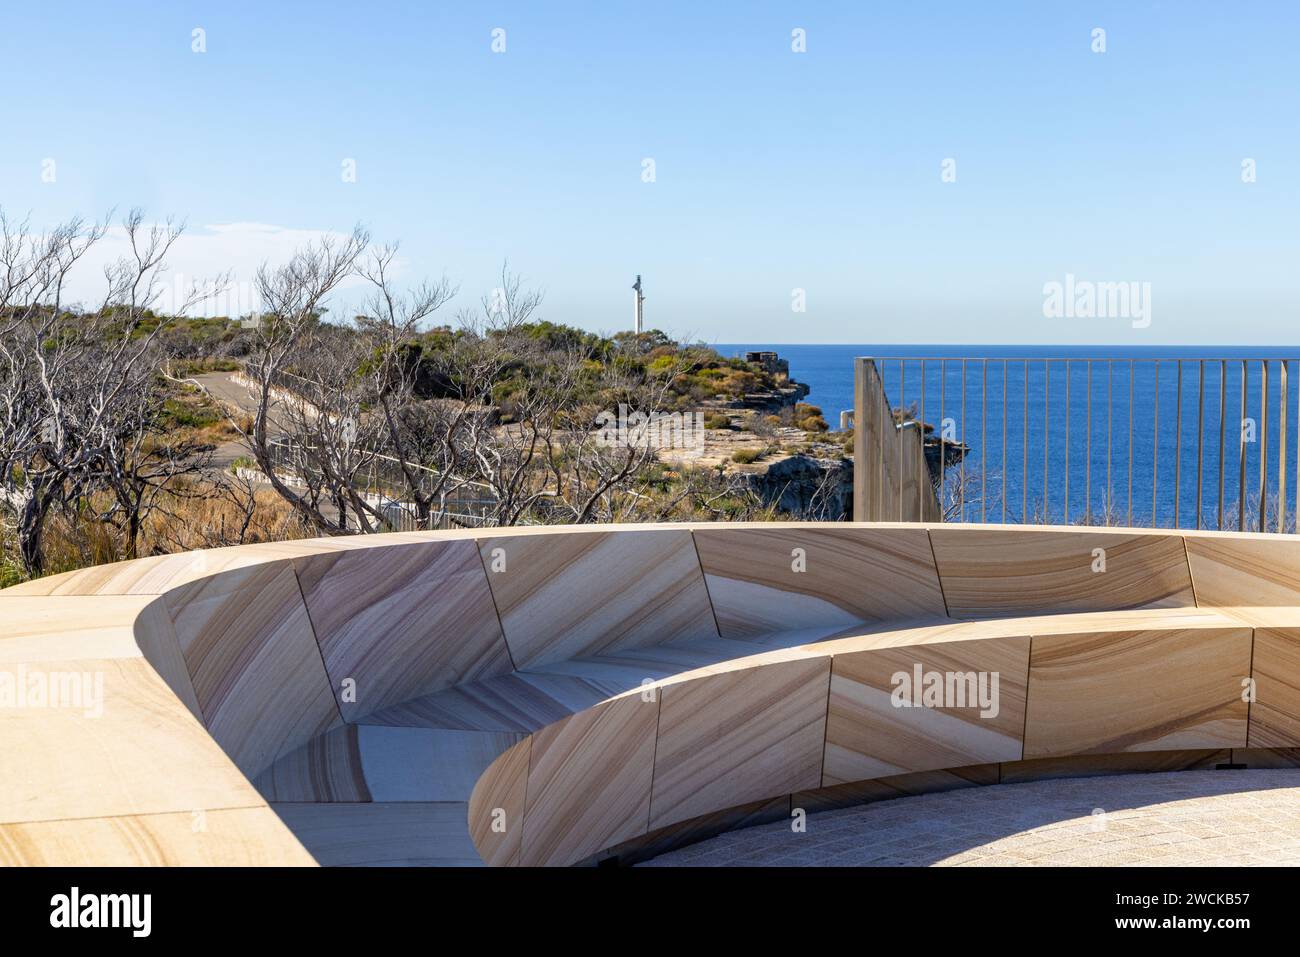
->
961, 361, 966, 522
1218, 359, 1226, 531
1065, 360, 1071, 525
1152, 361, 1160, 528
981, 358, 987, 523
898, 358, 904, 521
1043, 359, 1049, 525
1001, 358, 1007, 524
1175, 360, 1182, 528
1107, 360, 1113, 522
1060, 358, 1071, 522
1196, 360, 1205, 531
1279, 360, 1288, 534
880, 359, 887, 520
940, 359, 946, 519
1086, 360, 1092, 522
899, 360, 906, 520
1239, 360, 1248, 532
1260, 359, 1269, 533
1295, 358, 1300, 531
1127, 359, 1134, 527
919, 359, 926, 524
1022, 359, 1028, 524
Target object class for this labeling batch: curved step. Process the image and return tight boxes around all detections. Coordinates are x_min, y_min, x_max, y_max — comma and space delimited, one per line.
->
4, 523, 1300, 865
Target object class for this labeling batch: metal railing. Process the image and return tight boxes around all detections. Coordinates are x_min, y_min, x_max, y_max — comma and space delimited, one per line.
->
233, 361, 507, 529
263, 435, 499, 530
857, 355, 1300, 531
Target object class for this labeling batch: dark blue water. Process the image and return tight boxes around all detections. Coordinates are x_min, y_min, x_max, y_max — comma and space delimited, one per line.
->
718, 345, 1300, 529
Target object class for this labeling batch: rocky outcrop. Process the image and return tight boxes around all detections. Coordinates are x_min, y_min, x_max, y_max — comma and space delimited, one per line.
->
737, 452, 852, 520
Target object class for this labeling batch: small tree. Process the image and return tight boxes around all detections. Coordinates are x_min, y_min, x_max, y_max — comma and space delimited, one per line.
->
0, 209, 217, 574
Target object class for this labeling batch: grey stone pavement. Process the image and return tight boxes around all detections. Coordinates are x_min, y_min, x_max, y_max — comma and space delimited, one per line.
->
640, 770, 1300, 866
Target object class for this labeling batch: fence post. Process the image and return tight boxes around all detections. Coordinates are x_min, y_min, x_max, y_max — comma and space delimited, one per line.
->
853, 358, 868, 521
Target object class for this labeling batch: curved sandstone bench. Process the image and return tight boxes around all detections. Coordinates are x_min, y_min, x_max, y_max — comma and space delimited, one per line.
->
4, 522, 1300, 866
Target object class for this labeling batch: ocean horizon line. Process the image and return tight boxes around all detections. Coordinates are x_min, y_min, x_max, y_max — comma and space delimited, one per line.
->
714, 343, 1300, 350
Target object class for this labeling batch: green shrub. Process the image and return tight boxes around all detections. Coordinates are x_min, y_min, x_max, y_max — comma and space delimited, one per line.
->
704, 413, 731, 430
719, 370, 760, 397
794, 402, 828, 432
0, 560, 25, 590
731, 447, 763, 464
162, 398, 221, 429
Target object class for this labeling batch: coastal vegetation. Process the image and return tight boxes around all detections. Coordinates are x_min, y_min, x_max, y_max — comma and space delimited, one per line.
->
0, 211, 839, 584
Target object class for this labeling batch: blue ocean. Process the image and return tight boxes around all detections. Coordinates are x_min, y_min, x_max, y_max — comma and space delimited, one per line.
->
717, 345, 1300, 529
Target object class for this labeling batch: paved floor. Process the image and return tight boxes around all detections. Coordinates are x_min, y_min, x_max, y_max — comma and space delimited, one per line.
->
640, 770, 1300, 866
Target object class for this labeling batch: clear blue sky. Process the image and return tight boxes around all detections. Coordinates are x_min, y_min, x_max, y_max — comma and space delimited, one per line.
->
2, 2, 1297, 344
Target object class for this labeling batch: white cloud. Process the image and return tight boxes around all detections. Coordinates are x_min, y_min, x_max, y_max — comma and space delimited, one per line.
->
55, 222, 386, 318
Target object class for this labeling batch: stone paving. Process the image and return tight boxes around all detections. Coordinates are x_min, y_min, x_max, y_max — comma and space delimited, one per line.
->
640, 770, 1300, 866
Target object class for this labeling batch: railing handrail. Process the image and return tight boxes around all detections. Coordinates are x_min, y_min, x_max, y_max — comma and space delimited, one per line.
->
266, 434, 497, 496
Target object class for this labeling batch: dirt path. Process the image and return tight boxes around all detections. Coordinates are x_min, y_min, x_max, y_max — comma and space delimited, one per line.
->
189, 371, 257, 471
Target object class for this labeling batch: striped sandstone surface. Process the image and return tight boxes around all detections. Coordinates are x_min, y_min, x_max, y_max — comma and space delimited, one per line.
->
4, 523, 1300, 865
